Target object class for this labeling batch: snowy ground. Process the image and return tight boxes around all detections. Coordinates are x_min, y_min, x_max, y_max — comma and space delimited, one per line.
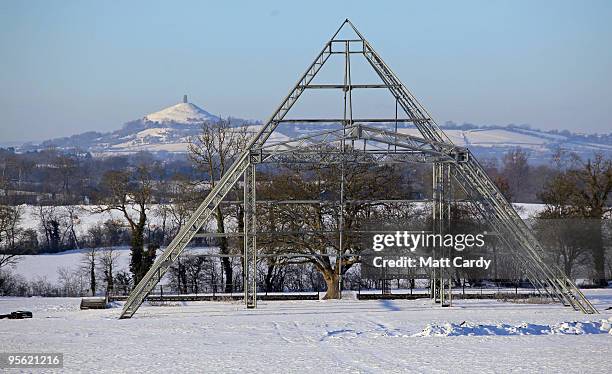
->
1, 290, 611, 373
10, 248, 132, 284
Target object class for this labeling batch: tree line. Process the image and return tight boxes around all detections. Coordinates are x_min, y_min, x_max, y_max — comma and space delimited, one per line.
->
0, 121, 610, 297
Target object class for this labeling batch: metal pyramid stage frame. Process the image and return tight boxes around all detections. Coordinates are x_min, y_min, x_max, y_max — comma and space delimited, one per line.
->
119, 19, 598, 318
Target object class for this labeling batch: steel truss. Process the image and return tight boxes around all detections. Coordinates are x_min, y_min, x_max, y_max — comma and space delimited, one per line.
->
244, 163, 257, 308
432, 163, 453, 307
119, 19, 597, 318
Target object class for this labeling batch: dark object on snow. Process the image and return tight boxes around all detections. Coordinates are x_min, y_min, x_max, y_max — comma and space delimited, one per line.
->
80, 297, 108, 310
0, 310, 33, 319
605, 306, 612, 310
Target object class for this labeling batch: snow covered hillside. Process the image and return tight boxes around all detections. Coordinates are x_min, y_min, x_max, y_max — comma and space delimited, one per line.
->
18, 97, 612, 161
396, 127, 612, 156
1, 291, 611, 373
144, 101, 219, 124
19, 97, 253, 156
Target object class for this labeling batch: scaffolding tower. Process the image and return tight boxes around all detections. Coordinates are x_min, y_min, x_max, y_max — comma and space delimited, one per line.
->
119, 20, 597, 319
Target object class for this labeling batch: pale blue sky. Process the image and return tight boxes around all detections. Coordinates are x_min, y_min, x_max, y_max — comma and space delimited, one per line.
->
0, 0, 611, 142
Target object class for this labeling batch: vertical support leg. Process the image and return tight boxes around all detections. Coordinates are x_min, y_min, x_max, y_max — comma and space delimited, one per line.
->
442, 164, 452, 307
432, 164, 440, 303
244, 162, 257, 308
432, 162, 452, 307
430, 266, 437, 300
431, 164, 439, 302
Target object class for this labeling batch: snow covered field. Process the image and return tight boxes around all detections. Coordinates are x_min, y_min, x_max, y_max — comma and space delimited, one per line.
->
4, 203, 611, 372
12, 248, 133, 284
1, 290, 611, 373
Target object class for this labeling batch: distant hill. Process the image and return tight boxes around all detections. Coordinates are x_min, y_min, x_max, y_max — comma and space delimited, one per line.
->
18, 98, 612, 162
20, 96, 254, 156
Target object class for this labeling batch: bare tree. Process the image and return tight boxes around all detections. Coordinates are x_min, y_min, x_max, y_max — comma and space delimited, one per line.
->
36, 205, 61, 252
103, 219, 128, 246
98, 248, 120, 295
81, 247, 98, 296
0, 174, 8, 200
537, 166, 589, 277
502, 148, 530, 202
53, 154, 78, 203
62, 206, 82, 249
184, 255, 207, 294
168, 250, 214, 294
257, 160, 409, 299
95, 165, 155, 283
556, 153, 612, 285
57, 266, 87, 297
535, 218, 589, 278
0, 205, 22, 269
114, 271, 132, 296
156, 174, 198, 243
188, 120, 250, 293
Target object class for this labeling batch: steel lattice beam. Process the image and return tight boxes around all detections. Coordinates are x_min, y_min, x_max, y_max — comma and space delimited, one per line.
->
244, 163, 257, 308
